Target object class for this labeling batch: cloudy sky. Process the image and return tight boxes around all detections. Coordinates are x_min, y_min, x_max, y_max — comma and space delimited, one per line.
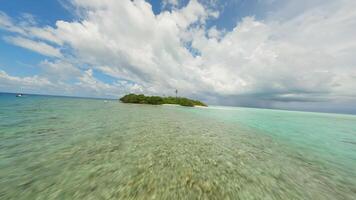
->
1, 0, 356, 113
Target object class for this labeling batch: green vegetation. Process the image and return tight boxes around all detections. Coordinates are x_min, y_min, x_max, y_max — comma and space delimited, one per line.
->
120, 94, 207, 107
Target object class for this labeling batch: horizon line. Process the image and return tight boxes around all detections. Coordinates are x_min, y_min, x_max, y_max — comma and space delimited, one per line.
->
1, 91, 355, 116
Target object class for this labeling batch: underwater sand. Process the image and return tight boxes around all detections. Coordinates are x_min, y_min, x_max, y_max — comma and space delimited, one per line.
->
0, 93, 355, 199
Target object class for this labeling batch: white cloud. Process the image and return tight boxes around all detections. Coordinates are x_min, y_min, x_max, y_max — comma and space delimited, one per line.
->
0, 69, 144, 98
75, 69, 144, 96
40, 60, 81, 81
0, 11, 27, 34
4, 36, 62, 57
0, 11, 63, 47
162, 0, 179, 8
0, 70, 53, 93
0, 0, 356, 110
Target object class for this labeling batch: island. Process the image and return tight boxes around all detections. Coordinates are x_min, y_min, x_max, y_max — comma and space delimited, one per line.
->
120, 94, 207, 107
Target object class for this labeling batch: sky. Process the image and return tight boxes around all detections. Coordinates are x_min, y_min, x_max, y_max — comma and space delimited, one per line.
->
0, 0, 356, 114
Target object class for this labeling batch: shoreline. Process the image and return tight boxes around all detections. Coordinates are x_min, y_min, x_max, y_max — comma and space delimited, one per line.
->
162, 104, 208, 108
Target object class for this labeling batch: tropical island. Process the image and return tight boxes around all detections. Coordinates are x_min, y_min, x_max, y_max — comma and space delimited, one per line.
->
120, 94, 207, 107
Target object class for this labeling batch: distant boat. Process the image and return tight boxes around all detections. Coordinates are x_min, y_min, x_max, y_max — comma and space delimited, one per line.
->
16, 93, 23, 97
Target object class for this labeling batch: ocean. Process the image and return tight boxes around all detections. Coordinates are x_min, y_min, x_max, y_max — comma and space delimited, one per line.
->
0, 93, 355, 199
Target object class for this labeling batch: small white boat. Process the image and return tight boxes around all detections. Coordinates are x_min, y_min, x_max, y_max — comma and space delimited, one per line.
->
16, 94, 23, 97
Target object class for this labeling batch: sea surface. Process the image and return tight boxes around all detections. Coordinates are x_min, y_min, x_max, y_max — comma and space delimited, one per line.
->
0, 93, 356, 199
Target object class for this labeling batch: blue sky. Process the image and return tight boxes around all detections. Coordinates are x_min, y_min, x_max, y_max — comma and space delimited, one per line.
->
0, 0, 275, 76
0, 0, 246, 86
1, 0, 356, 114
0, 0, 69, 75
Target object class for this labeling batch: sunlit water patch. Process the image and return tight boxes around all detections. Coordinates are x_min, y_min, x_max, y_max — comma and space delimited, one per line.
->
0, 93, 355, 199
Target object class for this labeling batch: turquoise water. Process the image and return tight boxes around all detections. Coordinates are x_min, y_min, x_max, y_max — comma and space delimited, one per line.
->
1, 93, 356, 199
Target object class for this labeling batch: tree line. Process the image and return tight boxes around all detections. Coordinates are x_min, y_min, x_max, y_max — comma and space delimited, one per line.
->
119, 94, 207, 107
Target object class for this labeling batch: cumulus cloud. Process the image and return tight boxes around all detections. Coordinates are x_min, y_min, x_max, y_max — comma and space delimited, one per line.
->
0, 69, 144, 98
40, 60, 81, 81
75, 69, 144, 97
0, 0, 356, 111
0, 70, 54, 93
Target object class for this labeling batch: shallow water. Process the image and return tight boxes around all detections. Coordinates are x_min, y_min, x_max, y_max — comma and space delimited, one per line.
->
0, 93, 356, 199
